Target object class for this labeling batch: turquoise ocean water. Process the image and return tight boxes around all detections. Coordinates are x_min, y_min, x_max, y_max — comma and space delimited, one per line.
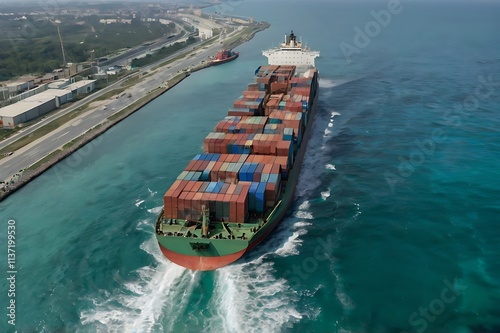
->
1, 0, 500, 332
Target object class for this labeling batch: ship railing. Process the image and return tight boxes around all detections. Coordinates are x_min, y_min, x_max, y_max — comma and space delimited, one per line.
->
155, 208, 165, 234
262, 200, 282, 226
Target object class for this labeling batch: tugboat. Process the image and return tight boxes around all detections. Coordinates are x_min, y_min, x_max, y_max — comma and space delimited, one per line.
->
211, 49, 239, 66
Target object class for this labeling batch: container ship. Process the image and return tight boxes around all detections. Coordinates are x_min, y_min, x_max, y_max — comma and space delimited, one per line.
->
211, 49, 239, 66
156, 31, 320, 270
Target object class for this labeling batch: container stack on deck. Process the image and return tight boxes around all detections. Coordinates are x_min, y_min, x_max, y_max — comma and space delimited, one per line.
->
163, 65, 318, 223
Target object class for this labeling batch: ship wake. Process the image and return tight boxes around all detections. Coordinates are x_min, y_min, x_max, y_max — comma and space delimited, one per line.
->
204, 197, 318, 332
79, 234, 198, 333
206, 256, 302, 333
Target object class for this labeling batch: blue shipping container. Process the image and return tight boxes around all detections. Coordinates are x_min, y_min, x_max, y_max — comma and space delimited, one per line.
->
206, 182, 217, 193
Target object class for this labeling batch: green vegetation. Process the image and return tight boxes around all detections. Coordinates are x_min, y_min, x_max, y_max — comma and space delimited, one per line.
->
131, 36, 197, 68
0, 129, 14, 141
0, 16, 176, 81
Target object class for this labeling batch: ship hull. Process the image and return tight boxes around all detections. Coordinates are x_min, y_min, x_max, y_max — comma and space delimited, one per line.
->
158, 242, 247, 271
157, 31, 319, 270
156, 88, 319, 270
245, 85, 319, 251
211, 54, 239, 66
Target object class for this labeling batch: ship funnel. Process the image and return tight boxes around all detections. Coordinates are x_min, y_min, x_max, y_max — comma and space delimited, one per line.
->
285, 34, 290, 45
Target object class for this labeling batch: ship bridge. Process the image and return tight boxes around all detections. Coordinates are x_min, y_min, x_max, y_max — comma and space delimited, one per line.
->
262, 30, 319, 67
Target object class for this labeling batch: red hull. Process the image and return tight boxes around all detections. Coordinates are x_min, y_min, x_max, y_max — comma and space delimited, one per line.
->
158, 243, 246, 271
211, 54, 239, 66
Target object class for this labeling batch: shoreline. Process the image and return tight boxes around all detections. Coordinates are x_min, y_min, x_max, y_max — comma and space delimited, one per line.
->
0, 24, 269, 203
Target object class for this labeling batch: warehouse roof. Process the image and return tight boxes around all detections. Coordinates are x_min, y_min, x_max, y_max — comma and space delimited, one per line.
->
0, 90, 72, 118
65, 80, 95, 90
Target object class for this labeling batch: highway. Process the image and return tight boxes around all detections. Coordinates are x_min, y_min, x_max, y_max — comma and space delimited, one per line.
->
0, 29, 239, 184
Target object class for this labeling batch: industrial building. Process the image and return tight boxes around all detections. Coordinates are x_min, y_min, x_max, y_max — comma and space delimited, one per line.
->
0, 77, 36, 99
48, 79, 95, 94
0, 80, 95, 128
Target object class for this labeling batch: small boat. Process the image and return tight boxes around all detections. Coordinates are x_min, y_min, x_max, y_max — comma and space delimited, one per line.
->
211, 49, 239, 66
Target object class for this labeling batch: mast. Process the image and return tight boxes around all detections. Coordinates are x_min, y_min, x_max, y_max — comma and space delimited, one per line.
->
56, 24, 67, 70
201, 205, 209, 237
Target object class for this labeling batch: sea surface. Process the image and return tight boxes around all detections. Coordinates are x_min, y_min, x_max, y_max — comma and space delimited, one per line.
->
1, 0, 500, 332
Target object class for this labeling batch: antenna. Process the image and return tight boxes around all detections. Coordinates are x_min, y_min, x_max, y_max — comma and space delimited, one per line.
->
56, 24, 67, 70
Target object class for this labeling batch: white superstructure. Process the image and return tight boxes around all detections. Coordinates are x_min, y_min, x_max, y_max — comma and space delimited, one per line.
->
262, 31, 319, 67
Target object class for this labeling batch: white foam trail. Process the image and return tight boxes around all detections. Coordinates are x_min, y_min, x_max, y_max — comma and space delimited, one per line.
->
135, 199, 145, 207
136, 219, 150, 230
318, 78, 335, 88
325, 164, 336, 170
147, 206, 163, 215
206, 202, 314, 332
79, 236, 195, 333
296, 108, 340, 197
298, 200, 310, 210
353, 203, 361, 219
275, 231, 302, 256
321, 188, 331, 200
207, 258, 302, 333
294, 221, 312, 228
147, 188, 157, 197
294, 211, 314, 220
270, 218, 312, 258
333, 266, 355, 312
275, 223, 309, 257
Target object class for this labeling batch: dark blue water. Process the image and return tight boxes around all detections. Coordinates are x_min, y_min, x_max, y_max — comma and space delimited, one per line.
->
1, 1, 500, 332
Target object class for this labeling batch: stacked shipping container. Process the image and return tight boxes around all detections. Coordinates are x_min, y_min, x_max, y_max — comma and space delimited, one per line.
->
163, 65, 318, 223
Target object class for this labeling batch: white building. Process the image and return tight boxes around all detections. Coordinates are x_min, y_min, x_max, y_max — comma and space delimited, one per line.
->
0, 90, 72, 128
179, 14, 218, 40
63, 80, 95, 95
0, 80, 95, 128
198, 26, 213, 40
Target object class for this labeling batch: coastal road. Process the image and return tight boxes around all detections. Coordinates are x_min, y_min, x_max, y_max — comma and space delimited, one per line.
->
0, 29, 241, 183
0, 26, 232, 152
0, 75, 139, 151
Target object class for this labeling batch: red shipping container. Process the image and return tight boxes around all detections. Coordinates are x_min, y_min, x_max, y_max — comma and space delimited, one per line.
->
185, 192, 195, 220
190, 181, 201, 193
183, 181, 195, 193
178, 191, 188, 220
236, 190, 248, 223
230, 196, 238, 222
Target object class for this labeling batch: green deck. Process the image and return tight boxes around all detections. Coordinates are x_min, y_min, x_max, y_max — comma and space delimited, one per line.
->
158, 219, 261, 240
155, 200, 283, 257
